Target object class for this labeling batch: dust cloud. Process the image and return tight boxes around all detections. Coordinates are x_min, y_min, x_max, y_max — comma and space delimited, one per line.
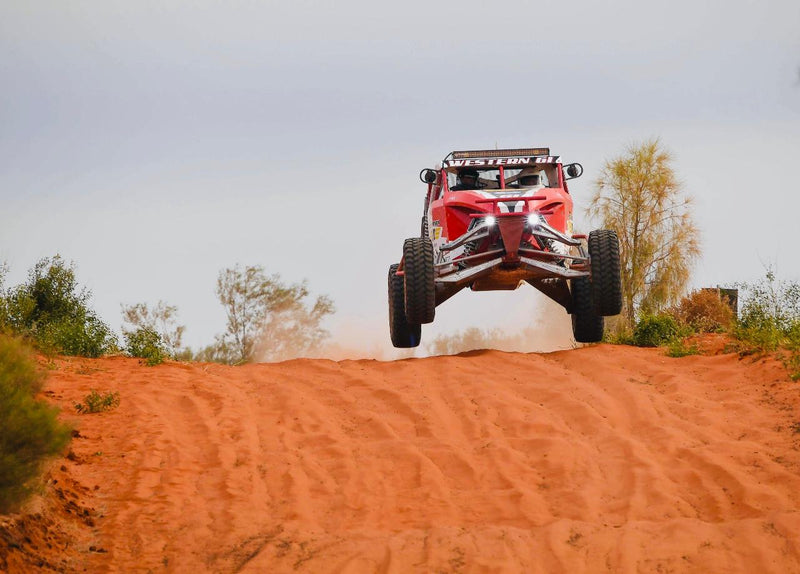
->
307, 293, 576, 362
426, 294, 576, 356
252, 287, 577, 363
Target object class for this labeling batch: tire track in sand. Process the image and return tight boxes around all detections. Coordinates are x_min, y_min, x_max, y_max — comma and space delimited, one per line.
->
47, 345, 800, 573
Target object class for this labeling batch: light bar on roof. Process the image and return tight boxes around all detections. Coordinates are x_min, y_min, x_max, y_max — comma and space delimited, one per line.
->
451, 148, 550, 159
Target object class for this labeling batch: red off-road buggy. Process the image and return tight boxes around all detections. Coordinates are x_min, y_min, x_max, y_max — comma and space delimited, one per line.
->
388, 147, 622, 348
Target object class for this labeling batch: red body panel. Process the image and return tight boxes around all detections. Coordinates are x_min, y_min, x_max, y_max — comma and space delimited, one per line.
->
429, 164, 574, 244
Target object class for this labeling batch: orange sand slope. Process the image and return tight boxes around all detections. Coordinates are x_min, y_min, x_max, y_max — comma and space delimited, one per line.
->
43, 345, 800, 572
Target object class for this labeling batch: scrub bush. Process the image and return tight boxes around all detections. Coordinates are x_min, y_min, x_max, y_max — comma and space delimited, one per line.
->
671, 289, 734, 333
74, 390, 120, 414
0, 336, 71, 513
733, 270, 800, 379
666, 338, 699, 358
632, 314, 680, 347
735, 270, 800, 352
121, 301, 185, 358
1, 256, 115, 357
123, 327, 167, 366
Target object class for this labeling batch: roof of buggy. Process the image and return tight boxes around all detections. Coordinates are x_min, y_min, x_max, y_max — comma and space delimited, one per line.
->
443, 148, 560, 168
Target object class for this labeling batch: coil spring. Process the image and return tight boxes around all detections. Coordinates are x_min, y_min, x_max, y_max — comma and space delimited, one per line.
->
458, 239, 479, 269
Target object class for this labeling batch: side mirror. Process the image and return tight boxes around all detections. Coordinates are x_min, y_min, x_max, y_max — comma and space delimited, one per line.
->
419, 168, 438, 184
564, 163, 583, 180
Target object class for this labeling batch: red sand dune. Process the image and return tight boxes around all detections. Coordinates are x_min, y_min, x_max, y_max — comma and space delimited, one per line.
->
3, 341, 800, 573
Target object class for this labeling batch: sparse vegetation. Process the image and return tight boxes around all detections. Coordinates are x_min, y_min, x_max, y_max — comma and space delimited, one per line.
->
0, 256, 116, 357
0, 335, 71, 513
121, 301, 185, 358
731, 269, 800, 379
589, 139, 701, 330
666, 338, 699, 358
210, 265, 334, 364
734, 269, 800, 352
671, 289, 734, 333
632, 314, 680, 347
74, 390, 120, 414
427, 327, 519, 355
123, 327, 167, 366
615, 270, 800, 375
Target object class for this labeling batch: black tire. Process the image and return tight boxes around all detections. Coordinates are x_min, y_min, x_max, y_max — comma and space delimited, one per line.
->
403, 237, 436, 324
388, 264, 421, 348
571, 276, 604, 343
588, 229, 622, 316
421, 216, 429, 239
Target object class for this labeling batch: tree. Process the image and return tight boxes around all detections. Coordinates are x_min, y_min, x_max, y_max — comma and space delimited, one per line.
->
214, 265, 334, 364
588, 139, 700, 329
121, 301, 185, 357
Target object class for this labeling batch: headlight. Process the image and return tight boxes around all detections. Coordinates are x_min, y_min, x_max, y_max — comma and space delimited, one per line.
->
485, 215, 496, 227
527, 213, 540, 227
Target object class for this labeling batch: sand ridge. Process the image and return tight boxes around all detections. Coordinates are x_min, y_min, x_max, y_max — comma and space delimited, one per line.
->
16, 343, 800, 572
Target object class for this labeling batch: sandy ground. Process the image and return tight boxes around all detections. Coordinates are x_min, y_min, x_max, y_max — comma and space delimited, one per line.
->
3, 340, 800, 573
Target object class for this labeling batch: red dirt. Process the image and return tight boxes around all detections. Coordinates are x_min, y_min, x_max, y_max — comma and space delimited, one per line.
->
3, 343, 800, 573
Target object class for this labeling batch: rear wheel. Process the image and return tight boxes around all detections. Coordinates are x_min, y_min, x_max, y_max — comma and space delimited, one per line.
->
571, 276, 604, 343
403, 237, 436, 324
588, 229, 622, 316
388, 264, 421, 348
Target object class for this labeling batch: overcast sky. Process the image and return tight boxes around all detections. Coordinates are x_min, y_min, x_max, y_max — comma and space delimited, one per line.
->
1, 0, 799, 357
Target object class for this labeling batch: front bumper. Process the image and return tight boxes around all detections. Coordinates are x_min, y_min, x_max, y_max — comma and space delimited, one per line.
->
435, 214, 589, 287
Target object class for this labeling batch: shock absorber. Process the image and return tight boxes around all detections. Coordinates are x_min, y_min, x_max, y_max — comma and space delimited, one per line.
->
458, 239, 478, 269
530, 213, 569, 266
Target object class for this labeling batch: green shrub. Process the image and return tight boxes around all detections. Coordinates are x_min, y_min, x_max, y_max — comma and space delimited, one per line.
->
0, 336, 71, 513
0, 256, 116, 357
666, 338, 699, 358
38, 313, 116, 358
74, 390, 120, 414
734, 270, 800, 352
632, 314, 680, 347
124, 327, 167, 366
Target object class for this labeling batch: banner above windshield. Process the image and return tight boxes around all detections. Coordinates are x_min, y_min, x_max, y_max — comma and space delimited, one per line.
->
444, 156, 560, 168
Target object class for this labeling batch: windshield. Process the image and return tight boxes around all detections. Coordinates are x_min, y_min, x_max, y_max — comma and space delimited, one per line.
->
447, 165, 558, 190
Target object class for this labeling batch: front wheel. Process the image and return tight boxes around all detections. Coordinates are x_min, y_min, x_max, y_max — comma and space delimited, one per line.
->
571, 276, 604, 343
388, 264, 421, 348
403, 237, 436, 324
588, 229, 622, 316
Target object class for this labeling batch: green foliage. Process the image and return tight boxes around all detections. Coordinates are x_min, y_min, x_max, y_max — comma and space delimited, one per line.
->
123, 327, 167, 366
730, 269, 800, 379
785, 354, 800, 381
212, 265, 335, 364
0, 335, 71, 513
666, 338, 699, 358
74, 390, 120, 414
734, 269, 800, 352
589, 139, 701, 328
0, 256, 115, 357
121, 301, 185, 358
632, 314, 680, 347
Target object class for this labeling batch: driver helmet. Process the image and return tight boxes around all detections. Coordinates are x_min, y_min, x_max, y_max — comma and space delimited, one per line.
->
518, 168, 540, 186
459, 168, 479, 182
